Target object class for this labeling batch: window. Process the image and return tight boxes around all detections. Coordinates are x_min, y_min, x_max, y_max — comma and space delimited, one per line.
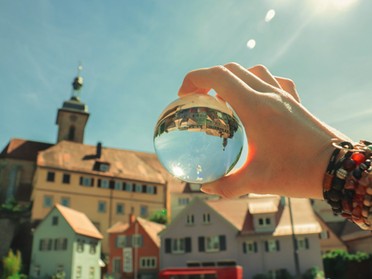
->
114, 181, 122, 190
98, 201, 106, 213
258, 217, 272, 226
186, 214, 194, 225
76, 266, 82, 279
124, 182, 132, 192
89, 242, 97, 254
52, 216, 58, 226
165, 237, 192, 254
198, 236, 226, 252
98, 179, 109, 189
80, 176, 94, 187
140, 257, 157, 269
54, 238, 68, 250
116, 235, 127, 248
46, 171, 55, 182
112, 258, 121, 274
243, 241, 258, 253
178, 197, 190, 205
135, 184, 142, 193
89, 266, 95, 279
62, 173, 70, 184
206, 236, 220, 252
43, 195, 53, 208
203, 213, 211, 224
68, 125, 75, 141
39, 239, 53, 251
319, 231, 330, 239
132, 234, 143, 247
265, 239, 280, 252
60, 197, 70, 207
33, 265, 41, 277
172, 238, 185, 253
77, 239, 84, 252
116, 203, 125, 215
140, 205, 148, 217
296, 237, 310, 250
56, 265, 64, 274
147, 185, 156, 194
99, 163, 110, 172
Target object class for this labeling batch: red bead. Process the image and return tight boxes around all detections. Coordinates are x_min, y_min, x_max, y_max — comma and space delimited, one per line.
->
351, 152, 366, 165
341, 200, 352, 213
352, 205, 362, 217
344, 177, 357, 190
354, 194, 364, 203
355, 185, 367, 195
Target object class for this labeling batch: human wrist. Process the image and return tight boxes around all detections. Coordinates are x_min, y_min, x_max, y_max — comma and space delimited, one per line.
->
323, 140, 372, 230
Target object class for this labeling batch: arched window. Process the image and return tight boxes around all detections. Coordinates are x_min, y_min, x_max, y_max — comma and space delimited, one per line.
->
68, 125, 75, 141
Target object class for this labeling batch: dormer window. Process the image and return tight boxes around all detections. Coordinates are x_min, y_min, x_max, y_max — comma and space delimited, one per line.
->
94, 161, 110, 172
258, 217, 271, 226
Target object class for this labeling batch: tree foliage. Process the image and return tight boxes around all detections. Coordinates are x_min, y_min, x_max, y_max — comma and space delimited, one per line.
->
1, 250, 27, 279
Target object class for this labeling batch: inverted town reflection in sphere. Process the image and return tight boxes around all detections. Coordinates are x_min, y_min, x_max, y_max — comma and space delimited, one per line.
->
153, 94, 245, 184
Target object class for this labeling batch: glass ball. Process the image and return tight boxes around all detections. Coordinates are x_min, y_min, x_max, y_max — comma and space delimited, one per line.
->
153, 93, 245, 184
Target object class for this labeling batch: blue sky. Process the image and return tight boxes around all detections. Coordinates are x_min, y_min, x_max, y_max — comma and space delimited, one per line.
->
1, 0, 371, 154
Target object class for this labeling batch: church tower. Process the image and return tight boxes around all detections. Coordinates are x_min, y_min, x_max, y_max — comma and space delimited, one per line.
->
56, 65, 90, 143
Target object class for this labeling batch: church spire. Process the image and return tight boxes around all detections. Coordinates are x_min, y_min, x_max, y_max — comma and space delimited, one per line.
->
55, 64, 90, 143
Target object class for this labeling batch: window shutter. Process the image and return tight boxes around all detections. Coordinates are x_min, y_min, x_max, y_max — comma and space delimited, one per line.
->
165, 238, 171, 253
276, 240, 280, 251
39, 239, 43, 251
265, 241, 268, 252
305, 238, 309, 249
219, 235, 226, 251
63, 239, 68, 250
154, 186, 157, 194
254, 242, 258, 253
126, 236, 132, 247
198, 237, 205, 252
79, 177, 83, 185
109, 180, 115, 189
90, 178, 94, 186
243, 242, 247, 254
185, 237, 192, 253
98, 179, 101, 187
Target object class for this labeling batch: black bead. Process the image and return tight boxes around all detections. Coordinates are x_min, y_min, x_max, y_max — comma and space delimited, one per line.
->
332, 176, 346, 191
328, 189, 342, 202
344, 189, 354, 200
352, 168, 363, 179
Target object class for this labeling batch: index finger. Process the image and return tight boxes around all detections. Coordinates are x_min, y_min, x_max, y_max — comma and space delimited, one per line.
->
178, 66, 259, 118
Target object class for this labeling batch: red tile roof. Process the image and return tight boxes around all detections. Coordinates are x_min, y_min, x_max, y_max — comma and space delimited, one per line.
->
107, 217, 165, 247
37, 141, 166, 184
55, 204, 103, 239
0, 138, 52, 161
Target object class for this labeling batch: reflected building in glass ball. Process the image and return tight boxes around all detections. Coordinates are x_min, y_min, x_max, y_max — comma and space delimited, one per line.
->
154, 94, 244, 184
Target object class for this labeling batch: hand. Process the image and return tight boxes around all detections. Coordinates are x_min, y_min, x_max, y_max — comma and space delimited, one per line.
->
178, 63, 350, 199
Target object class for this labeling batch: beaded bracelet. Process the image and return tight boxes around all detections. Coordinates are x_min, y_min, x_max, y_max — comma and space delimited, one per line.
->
323, 140, 372, 230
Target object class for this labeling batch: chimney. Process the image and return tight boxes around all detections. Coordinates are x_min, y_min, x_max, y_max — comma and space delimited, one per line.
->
129, 213, 136, 225
96, 142, 102, 158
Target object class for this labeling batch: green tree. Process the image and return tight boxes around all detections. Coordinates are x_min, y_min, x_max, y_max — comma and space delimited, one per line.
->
1, 249, 27, 279
148, 209, 167, 224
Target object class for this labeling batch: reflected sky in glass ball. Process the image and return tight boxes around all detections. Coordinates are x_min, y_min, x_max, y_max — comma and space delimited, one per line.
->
154, 94, 245, 184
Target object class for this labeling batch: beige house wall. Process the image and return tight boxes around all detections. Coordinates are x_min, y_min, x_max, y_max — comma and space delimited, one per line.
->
31, 167, 166, 253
